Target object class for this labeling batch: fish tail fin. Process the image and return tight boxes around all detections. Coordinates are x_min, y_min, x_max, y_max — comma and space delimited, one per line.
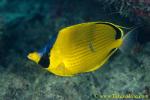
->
119, 27, 140, 54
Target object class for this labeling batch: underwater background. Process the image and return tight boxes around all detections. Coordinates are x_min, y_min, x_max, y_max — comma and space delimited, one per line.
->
0, 0, 150, 100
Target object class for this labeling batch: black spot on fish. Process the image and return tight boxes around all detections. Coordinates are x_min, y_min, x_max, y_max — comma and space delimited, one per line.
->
89, 42, 95, 52
96, 22, 122, 39
38, 53, 49, 68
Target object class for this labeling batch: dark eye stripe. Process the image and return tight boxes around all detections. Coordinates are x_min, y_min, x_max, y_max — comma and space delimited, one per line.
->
38, 53, 50, 68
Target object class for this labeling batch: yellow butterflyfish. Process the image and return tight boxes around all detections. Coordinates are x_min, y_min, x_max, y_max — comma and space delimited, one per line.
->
28, 22, 124, 76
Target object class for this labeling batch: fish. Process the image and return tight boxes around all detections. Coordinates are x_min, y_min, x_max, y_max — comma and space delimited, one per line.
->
27, 22, 127, 76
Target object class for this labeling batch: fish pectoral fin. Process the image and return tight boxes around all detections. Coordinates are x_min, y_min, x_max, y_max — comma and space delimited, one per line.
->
50, 62, 75, 76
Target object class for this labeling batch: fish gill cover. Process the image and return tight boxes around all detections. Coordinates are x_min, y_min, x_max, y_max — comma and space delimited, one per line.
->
0, 0, 150, 100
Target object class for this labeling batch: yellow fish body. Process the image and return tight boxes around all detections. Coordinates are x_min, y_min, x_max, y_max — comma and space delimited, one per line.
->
28, 22, 124, 76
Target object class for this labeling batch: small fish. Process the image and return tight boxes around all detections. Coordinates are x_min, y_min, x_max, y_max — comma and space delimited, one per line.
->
27, 22, 143, 76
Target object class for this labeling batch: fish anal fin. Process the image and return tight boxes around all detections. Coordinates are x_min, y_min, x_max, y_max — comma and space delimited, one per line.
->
85, 48, 117, 72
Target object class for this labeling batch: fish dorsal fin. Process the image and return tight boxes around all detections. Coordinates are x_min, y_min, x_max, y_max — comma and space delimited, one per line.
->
96, 22, 124, 39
